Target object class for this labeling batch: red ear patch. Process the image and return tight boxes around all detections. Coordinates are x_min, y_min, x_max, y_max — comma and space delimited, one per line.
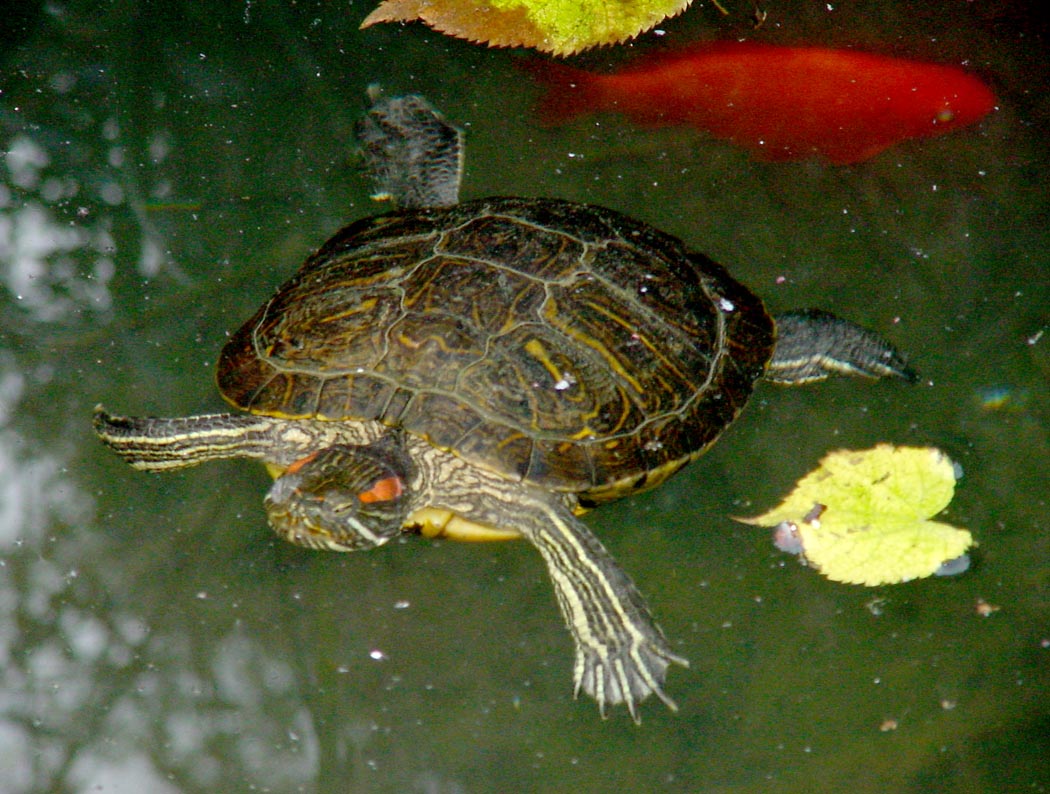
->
358, 475, 404, 504
285, 451, 319, 476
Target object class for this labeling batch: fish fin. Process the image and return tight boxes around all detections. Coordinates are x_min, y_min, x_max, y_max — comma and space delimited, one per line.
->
519, 58, 601, 125
828, 142, 894, 165
741, 143, 804, 163
742, 136, 890, 165
808, 140, 894, 166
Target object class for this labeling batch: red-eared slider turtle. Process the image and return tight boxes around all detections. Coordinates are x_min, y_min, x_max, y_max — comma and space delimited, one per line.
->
94, 94, 915, 721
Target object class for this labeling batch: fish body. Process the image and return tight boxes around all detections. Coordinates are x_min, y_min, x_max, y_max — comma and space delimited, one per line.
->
530, 42, 997, 164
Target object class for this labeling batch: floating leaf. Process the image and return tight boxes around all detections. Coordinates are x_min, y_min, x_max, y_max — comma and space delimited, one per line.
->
361, 0, 693, 56
737, 444, 974, 586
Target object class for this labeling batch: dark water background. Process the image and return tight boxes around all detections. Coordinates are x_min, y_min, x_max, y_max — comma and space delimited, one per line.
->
2, 0, 1047, 791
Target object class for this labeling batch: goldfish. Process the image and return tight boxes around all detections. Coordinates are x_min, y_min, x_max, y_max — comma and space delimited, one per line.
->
528, 42, 997, 164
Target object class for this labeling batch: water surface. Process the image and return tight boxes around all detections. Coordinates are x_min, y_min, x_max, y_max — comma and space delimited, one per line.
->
2, 1, 1047, 792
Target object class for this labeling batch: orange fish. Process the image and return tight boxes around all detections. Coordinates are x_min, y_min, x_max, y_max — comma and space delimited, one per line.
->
528, 42, 997, 164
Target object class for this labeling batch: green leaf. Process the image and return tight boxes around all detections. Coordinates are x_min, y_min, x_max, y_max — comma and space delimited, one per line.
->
361, 0, 693, 56
737, 444, 974, 586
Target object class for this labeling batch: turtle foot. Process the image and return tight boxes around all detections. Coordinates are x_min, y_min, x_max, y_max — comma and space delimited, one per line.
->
573, 638, 689, 723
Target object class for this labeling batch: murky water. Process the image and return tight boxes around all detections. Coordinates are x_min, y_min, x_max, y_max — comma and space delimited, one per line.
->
3, 1, 1047, 792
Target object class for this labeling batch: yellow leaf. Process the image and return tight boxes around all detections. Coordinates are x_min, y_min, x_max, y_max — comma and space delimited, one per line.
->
361, 0, 693, 56
737, 444, 974, 586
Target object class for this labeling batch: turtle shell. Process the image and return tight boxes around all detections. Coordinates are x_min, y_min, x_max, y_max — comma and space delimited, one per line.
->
217, 197, 775, 503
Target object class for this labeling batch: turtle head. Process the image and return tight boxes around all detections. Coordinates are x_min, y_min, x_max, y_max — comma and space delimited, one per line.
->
265, 440, 411, 551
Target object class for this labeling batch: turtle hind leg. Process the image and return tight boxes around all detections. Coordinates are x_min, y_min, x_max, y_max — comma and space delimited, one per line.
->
768, 309, 918, 385
357, 90, 463, 210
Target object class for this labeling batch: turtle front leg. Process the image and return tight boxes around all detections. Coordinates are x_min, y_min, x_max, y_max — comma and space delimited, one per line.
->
93, 407, 289, 470
440, 476, 689, 721
265, 438, 412, 552
522, 499, 689, 721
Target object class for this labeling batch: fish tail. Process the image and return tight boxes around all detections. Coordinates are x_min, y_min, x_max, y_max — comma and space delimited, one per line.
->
519, 58, 602, 124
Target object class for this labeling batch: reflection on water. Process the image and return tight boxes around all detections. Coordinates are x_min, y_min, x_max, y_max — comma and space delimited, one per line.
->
2, 1, 1048, 792
1, 136, 115, 321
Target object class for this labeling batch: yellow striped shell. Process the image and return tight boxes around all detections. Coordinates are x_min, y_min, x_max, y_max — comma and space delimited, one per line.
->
217, 197, 774, 505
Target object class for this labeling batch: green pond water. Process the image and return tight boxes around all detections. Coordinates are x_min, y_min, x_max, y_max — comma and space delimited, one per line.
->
2, 1, 1047, 792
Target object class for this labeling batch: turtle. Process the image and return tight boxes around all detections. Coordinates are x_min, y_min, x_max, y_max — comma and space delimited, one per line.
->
94, 93, 916, 721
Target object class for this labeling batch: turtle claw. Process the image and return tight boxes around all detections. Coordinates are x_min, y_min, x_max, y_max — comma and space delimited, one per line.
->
573, 639, 689, 723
